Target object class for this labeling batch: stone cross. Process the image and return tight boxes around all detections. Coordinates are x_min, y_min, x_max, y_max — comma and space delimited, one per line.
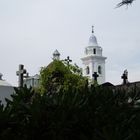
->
24, 73, 29, 78
64, 56, 72, 66
92, 72, 99, 82
121, 69, 128, 85
16, 64, 27, 87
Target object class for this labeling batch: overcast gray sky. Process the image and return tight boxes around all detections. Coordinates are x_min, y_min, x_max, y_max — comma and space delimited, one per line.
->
0, 0, 140, 86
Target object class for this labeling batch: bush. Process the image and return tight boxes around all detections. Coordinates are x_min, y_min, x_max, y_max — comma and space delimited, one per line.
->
0, 85, 140, 140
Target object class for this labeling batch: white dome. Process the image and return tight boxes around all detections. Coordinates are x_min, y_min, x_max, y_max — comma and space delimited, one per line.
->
88, 34, 98, 46
0, 80, 12, 87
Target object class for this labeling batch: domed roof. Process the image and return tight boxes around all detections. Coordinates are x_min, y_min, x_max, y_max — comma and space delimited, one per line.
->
0, 73, 12, 87
53, 50, 60, 60
88, 34, 98, 46
88, 26, 98, 46
53, 50, 60, 55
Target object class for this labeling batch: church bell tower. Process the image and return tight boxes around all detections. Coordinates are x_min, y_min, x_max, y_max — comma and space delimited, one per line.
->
81, 26, 107, 84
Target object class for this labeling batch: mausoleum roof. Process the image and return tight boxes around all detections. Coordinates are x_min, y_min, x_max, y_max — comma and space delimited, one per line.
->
26, 74, 39, 80
0, 80, 12, 87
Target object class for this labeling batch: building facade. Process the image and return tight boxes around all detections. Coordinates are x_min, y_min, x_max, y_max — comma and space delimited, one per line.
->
23, 50, 61, 88
23, 74, 40, 88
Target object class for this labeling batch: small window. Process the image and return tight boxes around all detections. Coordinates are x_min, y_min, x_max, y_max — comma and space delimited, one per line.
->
86, 66, 90, 75
98, 66, 102, 74
93, 49, 96, 54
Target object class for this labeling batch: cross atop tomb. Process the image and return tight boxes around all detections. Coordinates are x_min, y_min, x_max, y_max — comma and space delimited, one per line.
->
92, 72, 99, 82
121, 69, 128, 85
24, 73, 29, 78
16, 64, 27, 88
64, 56, 72, 66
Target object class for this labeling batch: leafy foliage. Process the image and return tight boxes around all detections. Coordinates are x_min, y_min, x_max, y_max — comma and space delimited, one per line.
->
39, 60, 87, 94
0, 60, 140, 139
0, 85, 140, 139
63, 61, 82, 76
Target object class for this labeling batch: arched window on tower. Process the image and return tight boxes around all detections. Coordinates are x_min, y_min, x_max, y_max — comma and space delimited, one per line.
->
93, 48, 96, 54
98, 66, 102, 74
86, 66, 90, 75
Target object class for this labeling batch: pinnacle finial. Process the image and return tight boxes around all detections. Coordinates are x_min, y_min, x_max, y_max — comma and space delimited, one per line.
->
92, 26, 94, 33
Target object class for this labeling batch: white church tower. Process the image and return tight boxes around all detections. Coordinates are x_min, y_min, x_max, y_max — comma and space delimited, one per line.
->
81, 26, 107, 84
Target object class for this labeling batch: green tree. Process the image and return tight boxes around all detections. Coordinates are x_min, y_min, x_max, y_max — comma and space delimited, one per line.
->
39, 60, 87, 94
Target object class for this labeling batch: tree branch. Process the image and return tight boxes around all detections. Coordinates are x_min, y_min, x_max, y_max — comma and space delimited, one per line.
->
116, 0, 134, 8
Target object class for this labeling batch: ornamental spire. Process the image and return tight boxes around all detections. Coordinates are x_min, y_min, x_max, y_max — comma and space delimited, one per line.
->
92, 25, 94, 33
